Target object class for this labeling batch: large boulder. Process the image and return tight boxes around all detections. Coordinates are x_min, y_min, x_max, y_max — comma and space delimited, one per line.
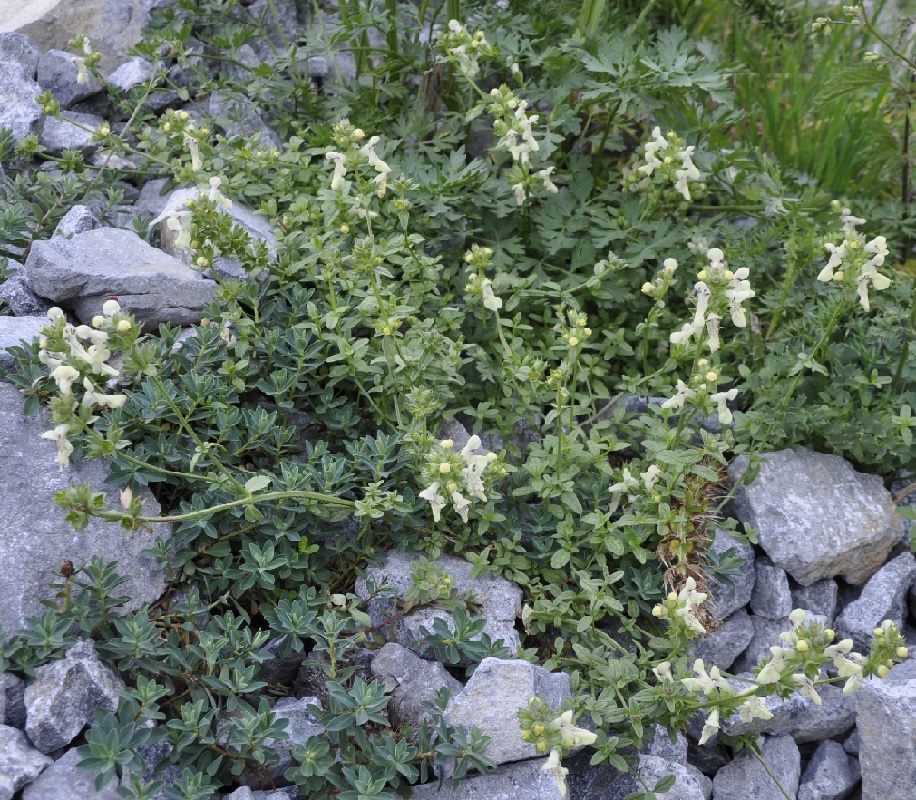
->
711, 735, 801, 800
22, 227, 218, 328
0, 61, 42, 144
24, 640, 124, 753
0, 1, 177, 73
729, 449, 903, 585
0, 316, 45, 370
0, 380, 170, 632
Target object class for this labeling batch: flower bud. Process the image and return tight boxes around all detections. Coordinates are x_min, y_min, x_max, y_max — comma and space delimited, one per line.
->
117, 320, 131, 333
697, 270, 707, 280
91, 315, 104, 328
833, 271, 845, 281
897, 647, 909, 659
796, 640, 809, 653
705, 371, 718, 383
439, 462, 451, 474
641, 282, 654, 296
568, 336, 580, 347
440, 439, 454, 450
877, 665, 890, 678
353, 128, 366, 140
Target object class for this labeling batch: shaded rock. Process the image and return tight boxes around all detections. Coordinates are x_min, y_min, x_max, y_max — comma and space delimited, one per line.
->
370, 642, 463, 730
24, 640, 124, 753
409, 757, 564, 799
22, 746, 119, 799
239, 696, 323, 784
355, 552, 521, 661
226, 789, 297, 800
0, 315, 44, 369
729, 449, 903, 585
642, 724, 687, 765
0, 276, 52, 317
0, 724, 52, 799
0, 381, 170, 632
257, 637, 308, 688
23, 227, 217, 328
711, 735, 801, 800
39, 111, 104, 155
53, 205, 100, 237
574, 755, 707, 800
707, 529, 755, 619
791, 579, 839, 623
856, 659, 916, 799
208, 90, 281, 150
0, 61, 42, 143
843, 730, 860, 756
133, 179, 171, 217
37, 49, 102, 108
835, 552, 916, 651
444, 658, 569, 766
687, 738, 730, 775
107, 57, 153, 91
0, 33, 39, 78
787, 683, 857, 743
750, 557, 793, 619
690, 608, 754, 671
798, 739, 860, 800
0, 673, 26, 729
733, 615, 792, 672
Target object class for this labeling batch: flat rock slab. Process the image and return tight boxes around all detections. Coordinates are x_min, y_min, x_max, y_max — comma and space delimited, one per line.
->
0, 380, 170, 632
409, 757, 565, 800
857, 660, 916, 799
729, 448, 903, 585
23, 227, 217, 328
0, 316, 45, 370
22, 746, 119, 799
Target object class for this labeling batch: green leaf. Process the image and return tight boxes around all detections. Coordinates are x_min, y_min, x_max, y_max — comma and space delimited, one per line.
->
814, 66, 891, 108
245, 475, 272, 494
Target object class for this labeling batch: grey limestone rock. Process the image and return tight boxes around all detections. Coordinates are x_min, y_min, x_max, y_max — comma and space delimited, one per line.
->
835, 551, 916, 651
729, 449, 903, 585
641, 724, 687, 765
247, 696, 323, 783
707, 529, 756, 619
37, 49, 103, 108
370, 642, 463, 730
797, 739, 860, 800
208, 90, 282, 150
107, 57, 154, 91
0, 315, 44, 369
750, 558, 793, 619
0, 276, 52, 317
53, 204, 101, 237
22, 746, 119, 799
3, 0, 176, 73
786, 683, 857, 743
24, 640, 125, 753
791, 579, 839, 623
0, 673, 26, 729
0, 724, 52, 800
409, 756, 565, 799
0, 33, 40, 78
133, 179, 171, 217
690, 608, 754, 671
226, 789, 297, 800
843, 730, 860, 756
856, 659, 916, 800
355, 552, 521, 661
712, 735, 801, 800
733, 615, 792, 672
23, 227, 218, 328
0, 61, 42, 143
0, 380, 170, 633
39, 111, 104, 155
444, 658, 569, 766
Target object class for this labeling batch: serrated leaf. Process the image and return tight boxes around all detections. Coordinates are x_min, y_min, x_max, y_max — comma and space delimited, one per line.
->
813, 66, 891, 108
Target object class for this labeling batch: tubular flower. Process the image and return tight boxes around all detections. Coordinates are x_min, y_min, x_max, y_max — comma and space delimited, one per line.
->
548, 710, 597, 748
542, 749, 569, 798
41, 424, 74, 468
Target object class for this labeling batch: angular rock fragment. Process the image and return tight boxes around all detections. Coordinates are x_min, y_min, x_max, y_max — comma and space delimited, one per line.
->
712, 735, 801, 800
0, 61, 42, 143
22, 747, 118, 799
39, 112, 104, 155
730, 448, 902, 585
797, 739, 860, 800
24, 640, 125, 753
0, 724, 52, 800
444, 658, 569, 766
37, 49, 102, 108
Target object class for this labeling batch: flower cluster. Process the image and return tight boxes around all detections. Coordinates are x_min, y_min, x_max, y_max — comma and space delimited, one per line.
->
625, 127, 705, 203
435, 19, 494, 79
487, 85, 557, 204
36, 300, 138, 467
463, 245, 502, 312
69, 35, 98, 86
418, 435, 499, 523
554, 308, 592, 351
651, 576, 708, 637
519, 699, 596, 797
669, 247, 754, 353
325, 122, 393, 199
817, 209, 891, 312
640, 257, 679, 300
